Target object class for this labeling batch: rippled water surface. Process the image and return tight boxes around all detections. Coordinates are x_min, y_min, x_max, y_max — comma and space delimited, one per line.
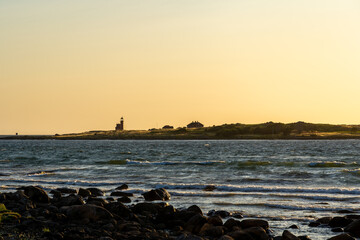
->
1, 140, 360, 239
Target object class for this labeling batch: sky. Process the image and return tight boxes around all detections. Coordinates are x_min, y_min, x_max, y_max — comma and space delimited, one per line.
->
1, 0, 360, 134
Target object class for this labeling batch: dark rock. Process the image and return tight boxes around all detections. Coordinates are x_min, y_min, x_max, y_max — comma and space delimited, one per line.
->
231, 212, 244, 219
110, 191, 133, 197
86, 197, 108, 206
61, 204, 113, 223
282, 230, 300, 240
176, 233, 205, 240
118, 196, 131, 203
346, 215, 360, 220
23, 186, 50, 203
55, 195, 85, 207
298, 236, 312, 240
78, 188, 91, 197
105, 202, 131, 219
289, 224, 299, 229
344, 219, 360, 237
240, 219, 269, 230
224, 218, 241, 231
132, 202, 160, 215
329, 217, 353, 228
199, 223, 224, 237
228, 230, 255, 240
215, 210, 230, 218
208, 215, 223, 226
86, 188, 105, 197
328, 233, 355, 240
332, 227, 344, 233
218, 235, 235, 240
116, 184, 128, 190
142, 188, 171, 201
337, 210, 355, 214
243, 226, 269, 240
308, 221, 321, 227
187, 205, 203, 215
203, 185, 216, 191
184, 213, 208, 234
317, 217, 332, 224
50, 190, 62, 199
55, 188, 77, 194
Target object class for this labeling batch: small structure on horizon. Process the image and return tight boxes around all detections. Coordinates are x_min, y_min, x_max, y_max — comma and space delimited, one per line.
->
187, 121, 204, 128
115, 117, 124, 131
162, 125, 174, 129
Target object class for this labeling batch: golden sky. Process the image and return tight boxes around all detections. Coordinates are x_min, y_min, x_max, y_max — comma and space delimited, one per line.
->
1, 1, 360, 134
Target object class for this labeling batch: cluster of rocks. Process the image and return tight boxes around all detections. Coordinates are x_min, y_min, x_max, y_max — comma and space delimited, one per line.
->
0, 185, 359, 240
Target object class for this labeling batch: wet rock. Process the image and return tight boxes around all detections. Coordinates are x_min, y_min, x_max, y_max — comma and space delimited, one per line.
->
231, 212, 244, 219
283, 230, 300, 240
187, 205, 203, 215
240, 219, 269, 230
218, 235, 235, 240
142, 188, 171, 201
228, 230, 255, 240
329, 217, 353, 228
116, 184, 128, 190
177, 233, 205, 240
61, 204, 113, 223
337, 210, 355, 214
289, 224, 299, 229
317, 217, 332, 225
328, 233, 355, 240
208, 215, 223, 226
110, 191, 133, 197
55, 187, 77, 194
78, 188, 91, 198
214, 210, 230, 218
243, 226, 269, 240
86, 197, 108, 206
344, 219, 360, 237
298, 236, 312, 240
55, 195, 85, 207
203, 185, 216, 191
184, 213, 208, 234
308, 221, 321, 227
224, 218, 241, 231
199, 223, 224, 237
22, 186, 50, 203
332, 227, 344, 233
104, 202, 131, 219
86, 188, 105, 197
346, 215, 360, 220
118, 196, 131, 203
132, 202, 160, 215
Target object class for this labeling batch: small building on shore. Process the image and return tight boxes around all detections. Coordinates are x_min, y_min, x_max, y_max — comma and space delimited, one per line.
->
162, 125, 174, 129
115, 117, 124, 131
187, 121, 204, 128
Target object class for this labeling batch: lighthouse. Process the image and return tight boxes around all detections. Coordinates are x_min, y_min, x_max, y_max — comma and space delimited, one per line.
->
115, 117, 124, 131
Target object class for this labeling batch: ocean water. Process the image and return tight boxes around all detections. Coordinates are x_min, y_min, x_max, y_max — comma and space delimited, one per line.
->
1, 139, 360, 239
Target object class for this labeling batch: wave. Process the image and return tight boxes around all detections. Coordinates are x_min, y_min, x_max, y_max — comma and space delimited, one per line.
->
27, 170, 56, 176
155, 183, 360, 195
213, 202, 359, 212
343, 168, 360, 176
14, 156, 38, 161
101, 159, 225, 166
237, 161, 271, 167
308, 161, 358, 168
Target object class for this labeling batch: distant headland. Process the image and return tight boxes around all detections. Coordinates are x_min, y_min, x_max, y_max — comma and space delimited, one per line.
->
3, 121, 360, 140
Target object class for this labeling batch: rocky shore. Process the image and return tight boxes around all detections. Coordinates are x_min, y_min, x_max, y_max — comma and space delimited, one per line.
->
0, 185, 359, 240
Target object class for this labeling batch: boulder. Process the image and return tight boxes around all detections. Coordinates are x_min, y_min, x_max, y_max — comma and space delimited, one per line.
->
116, 184, 128, 190
86, 188, 105, 197
208, 215, 223, 226
78, 188, 91, 198
329, 217, 353, 228
199, 223, 224, 238
55, 195, 85, 207
289, 224, 299, 229
317, 217, 332, 224
104, 202, 131, 218
244, 227, 270, 240
224, 218, 241, 231
23, 186, 50, 203
55, 188, 77, 194
240, 219, 269, 230
282, 230, 300, 240
218, 235, 235, 240
228, 230, 255, 240
344, 219, 360, 237
132, 202, 161, 215
61, 204, 113, 223
328, 233, 355, 240
118, 196, 131, 203
203, 185, 216, 191
110, 191, 133, 197
142, 188, 170, 201
184, 213, 208, 234
187, 205, 203, 215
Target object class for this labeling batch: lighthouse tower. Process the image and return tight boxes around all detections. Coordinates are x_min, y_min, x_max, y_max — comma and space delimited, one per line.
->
115, 117, 124, 131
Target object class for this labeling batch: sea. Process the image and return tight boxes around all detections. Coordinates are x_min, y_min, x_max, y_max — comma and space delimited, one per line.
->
0, 139, 359, 239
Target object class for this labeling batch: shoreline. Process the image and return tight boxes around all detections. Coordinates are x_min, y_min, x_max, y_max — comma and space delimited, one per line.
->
1, 186, 359, 240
